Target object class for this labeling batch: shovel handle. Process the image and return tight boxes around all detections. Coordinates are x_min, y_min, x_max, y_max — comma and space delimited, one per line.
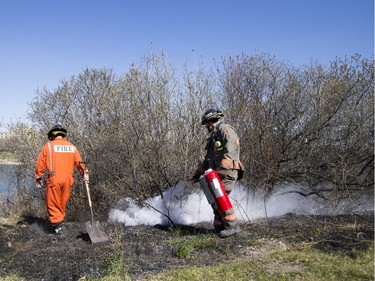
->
84, 182, 92, 206
84, 181, 95, 225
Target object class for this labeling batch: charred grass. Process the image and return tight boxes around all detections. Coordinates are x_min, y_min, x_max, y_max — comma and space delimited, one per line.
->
0, 212, 373, 281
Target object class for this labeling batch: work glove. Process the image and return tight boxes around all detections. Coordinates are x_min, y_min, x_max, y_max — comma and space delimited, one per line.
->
36, 177, 43, 188
192, 164, 205, 183
191, 173, 201, 183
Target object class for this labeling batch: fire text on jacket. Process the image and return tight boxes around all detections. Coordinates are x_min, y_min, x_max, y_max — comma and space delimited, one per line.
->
53, 145, 76, 153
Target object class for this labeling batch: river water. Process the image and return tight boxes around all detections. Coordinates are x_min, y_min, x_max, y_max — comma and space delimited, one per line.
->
0, 164, 17, 195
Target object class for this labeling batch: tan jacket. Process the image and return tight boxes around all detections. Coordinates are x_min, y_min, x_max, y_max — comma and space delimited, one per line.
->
195, 122, 244, 177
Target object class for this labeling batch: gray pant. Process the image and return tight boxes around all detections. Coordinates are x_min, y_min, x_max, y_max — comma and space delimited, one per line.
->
220, 169, 238, 194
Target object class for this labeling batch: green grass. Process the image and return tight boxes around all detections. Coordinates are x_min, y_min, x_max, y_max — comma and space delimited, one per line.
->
105, 252, 131, 279
0, 274, 26, 281
168, 228, 222, 259
83, 251, 132, 281
268, 244, 375, 281
145, 242, 374, 281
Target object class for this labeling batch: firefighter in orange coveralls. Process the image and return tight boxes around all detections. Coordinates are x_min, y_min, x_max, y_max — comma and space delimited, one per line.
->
192, 109, 244, 238
35, 124, 86, 235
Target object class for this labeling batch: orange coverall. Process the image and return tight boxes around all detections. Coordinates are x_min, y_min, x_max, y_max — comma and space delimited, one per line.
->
35, 136, 84, 224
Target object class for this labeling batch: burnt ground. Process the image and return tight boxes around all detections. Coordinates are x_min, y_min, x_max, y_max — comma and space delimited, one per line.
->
0, 212, 373, 281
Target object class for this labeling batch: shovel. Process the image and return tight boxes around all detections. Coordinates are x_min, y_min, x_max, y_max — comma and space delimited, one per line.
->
83, 169, 109, 243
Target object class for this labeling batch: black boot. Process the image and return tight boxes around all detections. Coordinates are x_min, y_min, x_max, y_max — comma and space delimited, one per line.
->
52, 222, 64, 237
213, 211, 225, 233
218, 225, 241, 238
214, 221, 225, 234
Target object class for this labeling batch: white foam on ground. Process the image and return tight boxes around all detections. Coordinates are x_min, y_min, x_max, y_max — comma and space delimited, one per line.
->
109, 181, 374, 226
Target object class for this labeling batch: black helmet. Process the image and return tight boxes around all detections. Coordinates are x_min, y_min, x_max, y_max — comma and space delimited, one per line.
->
201, 108, 224, 125
47, 123, 67, 140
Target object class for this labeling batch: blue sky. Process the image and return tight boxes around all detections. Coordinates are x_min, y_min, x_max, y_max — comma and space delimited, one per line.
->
0, 0, 373, 131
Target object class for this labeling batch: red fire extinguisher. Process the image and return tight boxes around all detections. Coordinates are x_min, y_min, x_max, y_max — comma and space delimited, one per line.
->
199, 169, 233, 213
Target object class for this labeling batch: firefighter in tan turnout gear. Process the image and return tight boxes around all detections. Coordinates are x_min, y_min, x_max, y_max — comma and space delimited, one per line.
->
193, 109, 244, 238
35, 123, 86, 236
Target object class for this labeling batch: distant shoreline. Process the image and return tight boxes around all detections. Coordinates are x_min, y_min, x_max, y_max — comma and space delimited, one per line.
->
0, 159, 21, 165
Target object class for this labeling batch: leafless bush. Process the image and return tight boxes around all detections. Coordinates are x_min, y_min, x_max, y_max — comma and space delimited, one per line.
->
218, 53, 374, 200
6, 52, 373, 221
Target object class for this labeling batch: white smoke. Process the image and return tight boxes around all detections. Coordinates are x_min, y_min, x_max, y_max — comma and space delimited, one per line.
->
109, 181, 373, 226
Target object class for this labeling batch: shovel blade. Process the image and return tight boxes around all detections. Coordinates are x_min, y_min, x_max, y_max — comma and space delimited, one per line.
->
85, 221, 109, 244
